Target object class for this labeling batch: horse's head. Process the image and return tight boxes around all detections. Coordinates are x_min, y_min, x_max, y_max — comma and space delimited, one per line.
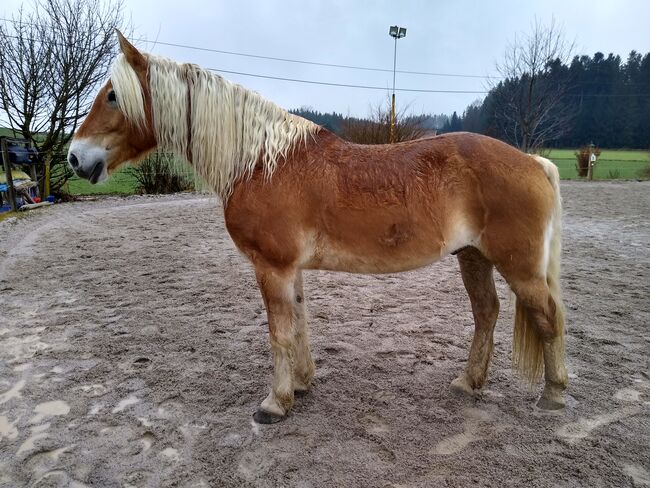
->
68, 31, 157, 183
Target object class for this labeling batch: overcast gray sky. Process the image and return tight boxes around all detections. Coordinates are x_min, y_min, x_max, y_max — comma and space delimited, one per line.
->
3, 0, 650, 117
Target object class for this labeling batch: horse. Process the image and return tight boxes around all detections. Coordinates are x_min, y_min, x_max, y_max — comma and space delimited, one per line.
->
68, 31, 568, 423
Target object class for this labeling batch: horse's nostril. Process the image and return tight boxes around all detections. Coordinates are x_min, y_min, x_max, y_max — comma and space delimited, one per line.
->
69, 153, 79, 169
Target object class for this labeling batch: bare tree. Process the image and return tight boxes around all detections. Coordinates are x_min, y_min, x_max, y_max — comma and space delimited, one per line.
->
341, 97, 428, 144
0, 0, 127, 195
492, 17, 575, 152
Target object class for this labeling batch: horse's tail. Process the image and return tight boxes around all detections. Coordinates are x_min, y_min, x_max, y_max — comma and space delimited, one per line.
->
513, 155, 565, 383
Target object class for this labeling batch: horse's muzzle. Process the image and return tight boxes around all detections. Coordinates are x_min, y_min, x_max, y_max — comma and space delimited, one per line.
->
67, 140, 108, 184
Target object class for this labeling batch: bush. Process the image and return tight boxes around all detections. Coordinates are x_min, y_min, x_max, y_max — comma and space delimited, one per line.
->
340, 99, 427, 144
574, 146, 601, 177
126, 152, 195, 194
639, 150, 650, 179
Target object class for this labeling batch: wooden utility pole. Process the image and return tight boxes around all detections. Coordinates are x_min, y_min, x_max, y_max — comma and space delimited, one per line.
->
1, 137, 18, 212
44, 154, 51, 198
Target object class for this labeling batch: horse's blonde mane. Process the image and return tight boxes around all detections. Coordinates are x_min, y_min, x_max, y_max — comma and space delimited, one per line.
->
110, 53, 318, 198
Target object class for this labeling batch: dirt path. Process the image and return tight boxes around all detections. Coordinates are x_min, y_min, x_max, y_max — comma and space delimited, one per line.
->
1, 182, 649, 488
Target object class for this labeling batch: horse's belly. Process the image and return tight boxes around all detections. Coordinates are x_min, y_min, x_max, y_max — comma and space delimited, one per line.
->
304, 238, 444, 274
302, 215, 478, 274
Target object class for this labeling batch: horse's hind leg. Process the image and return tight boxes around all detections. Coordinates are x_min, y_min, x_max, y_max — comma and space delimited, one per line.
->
450, 247, 500, 394
293, 271, 315, 393
253, 266, 299, 423
509, 276, 568, 409
540, 336, 567, 409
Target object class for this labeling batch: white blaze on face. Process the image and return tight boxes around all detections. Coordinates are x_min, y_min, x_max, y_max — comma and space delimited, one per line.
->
67, 138, 109, 184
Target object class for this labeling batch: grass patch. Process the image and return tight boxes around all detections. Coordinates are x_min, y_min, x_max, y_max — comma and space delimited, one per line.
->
65, 167, 139, 195
546, 149, 650, 180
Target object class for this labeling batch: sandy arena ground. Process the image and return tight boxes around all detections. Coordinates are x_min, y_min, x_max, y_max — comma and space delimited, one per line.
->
0, 181, 649, 487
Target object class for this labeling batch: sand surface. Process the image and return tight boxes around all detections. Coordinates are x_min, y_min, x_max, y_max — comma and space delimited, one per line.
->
0, 181, 649, 487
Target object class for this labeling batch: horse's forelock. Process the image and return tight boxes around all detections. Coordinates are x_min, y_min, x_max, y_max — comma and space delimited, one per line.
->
110, 54, 147, 128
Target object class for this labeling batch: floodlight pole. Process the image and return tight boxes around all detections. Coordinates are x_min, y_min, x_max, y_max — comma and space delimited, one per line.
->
389, 26, 406, 143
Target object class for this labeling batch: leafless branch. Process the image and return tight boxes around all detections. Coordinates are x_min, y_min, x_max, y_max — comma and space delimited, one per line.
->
0, 0, 128, 193
491, 17, 575, 152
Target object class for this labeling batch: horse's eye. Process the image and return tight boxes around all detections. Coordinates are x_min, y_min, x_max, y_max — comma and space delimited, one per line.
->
107, 90, 117, 103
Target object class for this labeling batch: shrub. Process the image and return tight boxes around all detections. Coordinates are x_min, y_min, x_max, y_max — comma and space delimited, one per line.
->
639, 164, 650, 179
574, 146, 601, 177
126, 152, 195, 194
340, 99, 427, 144
639, 150, 650, 179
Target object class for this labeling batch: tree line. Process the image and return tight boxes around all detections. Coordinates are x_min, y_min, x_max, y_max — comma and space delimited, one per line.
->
294, 50, 650, 150
456, 50, 650, 149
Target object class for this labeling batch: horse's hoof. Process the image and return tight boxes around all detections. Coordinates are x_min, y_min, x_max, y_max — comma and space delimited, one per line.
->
450, 375, 475, 396
253, 409, 285, 424
536, 395, 565, 411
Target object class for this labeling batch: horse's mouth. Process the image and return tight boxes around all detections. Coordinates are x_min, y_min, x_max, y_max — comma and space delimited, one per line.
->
74, 160, 104, 184
76, 161, 104, 185
87, 161, 105, 184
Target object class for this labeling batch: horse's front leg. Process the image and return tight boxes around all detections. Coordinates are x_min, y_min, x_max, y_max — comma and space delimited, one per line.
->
292, 271, 315, 393
254, 265, 300, 423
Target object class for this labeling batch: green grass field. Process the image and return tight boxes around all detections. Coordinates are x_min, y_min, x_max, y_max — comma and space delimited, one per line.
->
0, 127, 18, 137
546, 149, 650, 180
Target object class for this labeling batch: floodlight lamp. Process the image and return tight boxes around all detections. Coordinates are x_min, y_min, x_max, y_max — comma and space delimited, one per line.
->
398, 27, 407, 38
389, 25, 398, 37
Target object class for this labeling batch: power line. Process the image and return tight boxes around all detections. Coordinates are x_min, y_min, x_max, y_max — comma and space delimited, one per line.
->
222, 68, 650, 98
3, 30, 650, 97
4, 14, 650, 90
0, 16, 500, 80
2, 17, 650, 97
207, 68, 489, 94
209, 68, 650, 97
134, 37, 503, 80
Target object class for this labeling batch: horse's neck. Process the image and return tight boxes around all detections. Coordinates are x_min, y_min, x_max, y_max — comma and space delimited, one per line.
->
185, 89, 318, 197
147, 57, 320, 196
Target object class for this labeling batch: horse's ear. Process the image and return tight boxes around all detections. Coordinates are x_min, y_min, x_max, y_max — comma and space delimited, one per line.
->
115, 29, 146, 71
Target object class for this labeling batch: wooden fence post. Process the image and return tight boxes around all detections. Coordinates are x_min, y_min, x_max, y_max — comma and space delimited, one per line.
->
587, 143, 596, 181
1, 137, 18, 212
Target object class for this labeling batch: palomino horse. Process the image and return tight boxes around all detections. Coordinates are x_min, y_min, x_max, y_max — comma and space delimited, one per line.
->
68, 32, 568, 423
